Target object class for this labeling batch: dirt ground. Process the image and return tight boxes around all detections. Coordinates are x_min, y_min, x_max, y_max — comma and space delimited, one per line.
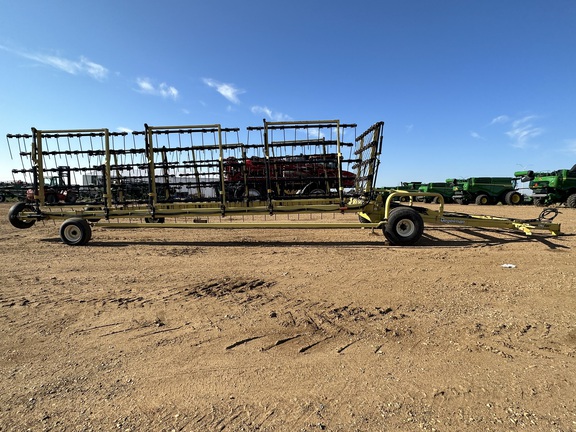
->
1, 202, 575, 431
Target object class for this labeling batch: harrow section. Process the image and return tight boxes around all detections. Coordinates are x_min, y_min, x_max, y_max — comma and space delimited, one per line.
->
6, 119, 562, 246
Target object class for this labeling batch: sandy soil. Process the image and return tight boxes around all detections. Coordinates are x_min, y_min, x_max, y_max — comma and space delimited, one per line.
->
1, 202, 575, 431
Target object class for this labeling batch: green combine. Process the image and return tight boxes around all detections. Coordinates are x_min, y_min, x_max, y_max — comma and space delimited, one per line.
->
448, 177, 522, 205
417, 182, 456, 203
515, 166, 576, 207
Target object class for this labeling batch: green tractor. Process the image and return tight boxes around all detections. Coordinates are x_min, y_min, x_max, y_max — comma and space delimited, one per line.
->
514, 166, 576, 207
448, 177, 522, 205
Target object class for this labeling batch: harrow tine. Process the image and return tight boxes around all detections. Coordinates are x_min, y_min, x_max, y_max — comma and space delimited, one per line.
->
77, 133, 84, 152
68, 135, 78, 174
50, 135, 57, 152
188, 132, 194, 170
42, 135, 52, 164
16, 135, 25, 159
73, 135, 83, 167
98, 135, 104, 167
6, 135, 14, 159
173, 133, 180, 164
131, 133, 138, 166
39, 135, 49, 165
119, 134, 129, 169
18, 138, 27, 171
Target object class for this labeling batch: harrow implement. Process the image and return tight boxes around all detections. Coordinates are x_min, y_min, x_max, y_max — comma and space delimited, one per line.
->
6, 119, 561, 246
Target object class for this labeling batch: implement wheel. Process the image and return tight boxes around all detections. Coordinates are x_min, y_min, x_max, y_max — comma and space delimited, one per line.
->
475, 194, 490, 205
144, 217, 165, 223
384, 207, 424, 246
8, 202, 36, 229
533, 197, 545, 207
60, 218, 92, 246
505, 191, 523, 205
567, 193, 576, 208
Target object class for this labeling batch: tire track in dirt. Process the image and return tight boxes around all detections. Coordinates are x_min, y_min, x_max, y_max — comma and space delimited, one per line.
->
44, 274, 407, 355
182, 277, 404, 354
466, 319, 576, 360
123, 399, 331, 431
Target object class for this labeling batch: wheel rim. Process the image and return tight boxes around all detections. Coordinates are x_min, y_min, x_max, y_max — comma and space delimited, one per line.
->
63, 225, 83, 244
396, 218, 416, 237
248, 188, 261, 198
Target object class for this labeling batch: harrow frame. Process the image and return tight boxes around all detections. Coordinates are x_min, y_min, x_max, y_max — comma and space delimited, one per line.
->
6, 119, 561, 246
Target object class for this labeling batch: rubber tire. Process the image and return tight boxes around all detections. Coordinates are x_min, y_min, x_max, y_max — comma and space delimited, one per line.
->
247, 188, 263, 199
60, 218, 92, 246
233, 186, 262, 200
8, 202, 36, 229
567, 193, 576, 208
475, 194, 490, 205
45, 193, 57, 205
145, 217, 166, 223
505, 191, 522, 205
383, 207, 424, 246
0, 195, 5, 203
65, 191, 78, 204
533, 197, 545, 207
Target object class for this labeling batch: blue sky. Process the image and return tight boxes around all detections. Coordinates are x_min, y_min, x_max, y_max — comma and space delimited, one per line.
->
1, 0, 575, 186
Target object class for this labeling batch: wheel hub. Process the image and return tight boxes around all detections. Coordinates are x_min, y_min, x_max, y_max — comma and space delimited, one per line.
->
397, 219, 416, 237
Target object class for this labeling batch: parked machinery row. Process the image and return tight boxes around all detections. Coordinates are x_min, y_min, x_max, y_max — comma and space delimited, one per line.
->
393, 167, 576, 208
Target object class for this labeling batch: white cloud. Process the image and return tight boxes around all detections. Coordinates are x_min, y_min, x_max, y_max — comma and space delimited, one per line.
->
78, 57, 108, 81
490, 115, 509, 125
0, 44, 108, 81
117, 127, 133, 133
512, 115, 538, 126
251, 105, 291, 122
489, 114, 543, 149
251, 105, 273, 118
203, 78, 244, 104
158, 82, 178, 99
505, 115, 543, 148
136, 78, 154, 92
136, 77, 178, 100
470, 131, 484, 140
